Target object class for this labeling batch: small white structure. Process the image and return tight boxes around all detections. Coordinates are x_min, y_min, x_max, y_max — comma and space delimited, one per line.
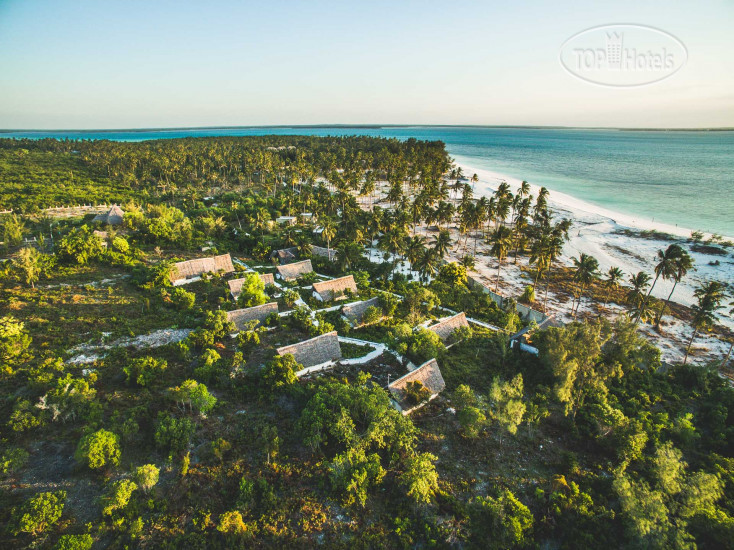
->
276, 216, 297, 225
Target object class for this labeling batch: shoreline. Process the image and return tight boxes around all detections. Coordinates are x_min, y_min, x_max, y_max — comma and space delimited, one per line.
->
450, 156, 734, 326
452, 154, 734, 243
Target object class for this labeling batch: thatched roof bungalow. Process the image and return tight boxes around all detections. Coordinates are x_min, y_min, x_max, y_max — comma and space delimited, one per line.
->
342, 297, 381, 326
310, 244, 337, 262
276, 259, 313, 282
312, 275, 357, 302
277, 331, 342, 369
271, 247, 298, 264
388, 358, 446, 414
171, 254, 235, 284
426, 312, 470, 345
228, 273, 275, 300
93, 205, 125, 226
226, 302, 278, 330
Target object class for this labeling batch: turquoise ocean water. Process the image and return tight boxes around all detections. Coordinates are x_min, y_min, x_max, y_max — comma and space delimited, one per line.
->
2, 127, 732, 236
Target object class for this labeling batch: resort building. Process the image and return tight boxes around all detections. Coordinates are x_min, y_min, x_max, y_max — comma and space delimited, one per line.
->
271, 247, 298, 264
170, 254, 235, 284
342, 297, 381, 326
310, 244, 337, 262
228, 273, 275, 300
277, 331, 342, 369
276, 259, 313, 282
426, 312, 470, 346
93, 205, 125, 226
226, 302, 278, 330
276, 216, 297, 225
388, 358, 446, 415
312, 275, 357, 302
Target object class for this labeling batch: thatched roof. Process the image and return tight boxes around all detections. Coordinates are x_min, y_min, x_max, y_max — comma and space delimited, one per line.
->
171, 254, 235, 282
228, 273, 275, 299
93, 205, 125, 225
310, 244, 337, 262
276, 259, 313, 281
342, 297, 380, 325
277, 331, 342, 368
427, 312, 470, 344
227, 302, 278, 330
313, 275, 357, 301
388, 359, 446, 410
271, 247, 298, 264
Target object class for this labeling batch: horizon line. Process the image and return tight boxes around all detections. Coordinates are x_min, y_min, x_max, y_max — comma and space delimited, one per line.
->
1, 124, 733, 133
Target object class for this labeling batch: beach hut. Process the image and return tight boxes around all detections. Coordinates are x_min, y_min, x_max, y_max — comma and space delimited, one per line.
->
276, 216, 297, 225
426, 312, 470, 345
388, 359, 446, 414
277, 331, 342, 370
93, 205, 125, 226
312, 275, 357, 302
276, 259, 313, 282
342, 297, 381, 326
170, 254, 235, 284
226, 302, 278, 331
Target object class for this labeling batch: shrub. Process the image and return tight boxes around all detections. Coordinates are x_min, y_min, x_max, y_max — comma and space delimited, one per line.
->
171, 287, 196, 310
134, 464, 160, 493
1, 446, 29, 475
155, 413, 195, 454
75, 429, 120, 470
124, 356, 167, 387
14, 490, 66, 536
169, 379, 217, 415
54, 534, 94, 550
236, 273, 267, 307
261, 354, 299, 393
217, 510, 247, 535
361, 305, 382, 326
101, 479, 137, 516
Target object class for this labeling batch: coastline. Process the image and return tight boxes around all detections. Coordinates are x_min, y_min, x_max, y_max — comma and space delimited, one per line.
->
451, 156, 734, 323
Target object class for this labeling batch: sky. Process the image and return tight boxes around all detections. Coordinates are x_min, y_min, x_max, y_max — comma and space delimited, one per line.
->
0, 0, 733, 129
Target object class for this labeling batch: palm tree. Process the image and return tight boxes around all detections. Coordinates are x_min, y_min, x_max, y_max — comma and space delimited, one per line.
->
636, 244, 683, 324
627, 271, 652, 321
321, 218, 337, 254
489, 225, 513, 292
602, 266, 624, 312
432, 230, 452, 260
655, 248, 694, 328
405, 236, 427, 271
571, 253, 599, 317
683, 281, 725, 365
416, 249, 440, 283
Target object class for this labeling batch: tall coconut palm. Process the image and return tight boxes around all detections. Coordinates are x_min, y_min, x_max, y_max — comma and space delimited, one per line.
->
321, 218, 337, 254
636, 244, 683, 324
602, 266, 624, 312
627, 271, 652, 321
432, 229, 452, 260
489, 225, 513, 292
683, 281, 725, 365
571, 253, 599, 317
655, 248, 694, 328
405, 236, 427, 271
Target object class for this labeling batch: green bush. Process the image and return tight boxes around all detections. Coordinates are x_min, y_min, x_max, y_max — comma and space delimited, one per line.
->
14, 490, 66, 536
75, 429, 120, 470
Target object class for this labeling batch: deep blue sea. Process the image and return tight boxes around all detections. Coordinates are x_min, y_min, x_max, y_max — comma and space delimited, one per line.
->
2, 126, 732, 236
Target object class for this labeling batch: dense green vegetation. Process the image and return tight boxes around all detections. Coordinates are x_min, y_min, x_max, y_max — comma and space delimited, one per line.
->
1, 136, 732, 549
